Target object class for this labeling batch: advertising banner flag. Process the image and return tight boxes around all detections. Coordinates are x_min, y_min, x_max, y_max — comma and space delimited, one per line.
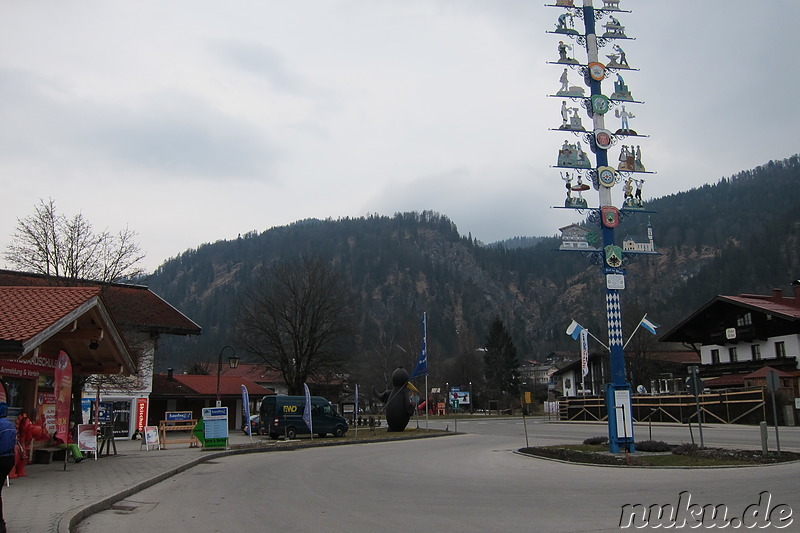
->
242, 385, 251, 437
580, 329, 589, 377
411, 312, 428, 379
135, 398, 148, 432
54, 351, 72, 444
302, 383, 313, 433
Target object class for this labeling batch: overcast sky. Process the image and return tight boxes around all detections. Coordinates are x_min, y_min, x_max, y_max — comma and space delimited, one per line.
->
1, 1, 797, 273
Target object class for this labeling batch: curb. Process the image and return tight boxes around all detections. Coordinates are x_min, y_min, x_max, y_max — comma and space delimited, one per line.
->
513, 449, 800, 470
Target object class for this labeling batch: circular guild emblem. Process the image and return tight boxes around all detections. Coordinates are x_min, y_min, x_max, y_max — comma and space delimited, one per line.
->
598, 166, 616, 188
590, 94, 610, 115
594, 129, 613, 150
588, 62, 606, 81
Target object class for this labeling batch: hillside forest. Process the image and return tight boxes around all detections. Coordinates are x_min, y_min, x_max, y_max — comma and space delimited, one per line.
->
146, 155, 800, 396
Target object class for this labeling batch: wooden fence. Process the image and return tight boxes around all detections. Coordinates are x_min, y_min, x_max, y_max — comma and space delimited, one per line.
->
558, 388, 769, 425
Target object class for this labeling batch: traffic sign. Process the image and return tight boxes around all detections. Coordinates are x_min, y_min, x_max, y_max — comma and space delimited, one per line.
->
766, 370, 780, 392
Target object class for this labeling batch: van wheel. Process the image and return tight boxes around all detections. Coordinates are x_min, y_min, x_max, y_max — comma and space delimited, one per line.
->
286, 427, 298, 440
268, 433, 279, 440
334, 426, 345, 438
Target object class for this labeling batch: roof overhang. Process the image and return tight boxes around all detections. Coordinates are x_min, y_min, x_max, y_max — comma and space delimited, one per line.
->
7, 294, 135, 376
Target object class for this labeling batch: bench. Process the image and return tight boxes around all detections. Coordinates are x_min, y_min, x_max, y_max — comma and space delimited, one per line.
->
32, 446, 66, 464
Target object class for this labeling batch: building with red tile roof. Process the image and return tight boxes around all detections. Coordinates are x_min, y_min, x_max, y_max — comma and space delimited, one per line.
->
0, 269, 200, 438
660, 283, 800, 422
149, 372, 273, 430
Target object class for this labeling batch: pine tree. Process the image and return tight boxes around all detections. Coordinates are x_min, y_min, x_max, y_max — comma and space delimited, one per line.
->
483, 317, 521, 406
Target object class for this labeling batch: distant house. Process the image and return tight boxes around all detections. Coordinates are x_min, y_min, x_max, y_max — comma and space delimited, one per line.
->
219, 363, 348, 402
219, 363, 287, 395
660, 283, 800, 386
551, 350, 699, 398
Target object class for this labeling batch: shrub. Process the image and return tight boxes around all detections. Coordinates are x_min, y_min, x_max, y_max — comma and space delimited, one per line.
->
583, 436, 609, 446
635, 440, 671, 452
672, 443, 700, 455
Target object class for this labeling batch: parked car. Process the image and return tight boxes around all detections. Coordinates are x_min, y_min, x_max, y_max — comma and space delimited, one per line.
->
243, 414, 261, 435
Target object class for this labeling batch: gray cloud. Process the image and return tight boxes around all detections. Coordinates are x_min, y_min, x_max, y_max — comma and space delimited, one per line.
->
0, 69, 280, 181
210, 40, 326, 97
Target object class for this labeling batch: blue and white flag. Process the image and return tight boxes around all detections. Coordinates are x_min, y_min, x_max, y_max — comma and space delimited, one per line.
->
566, 319, 584, 341
411, 312, 428, 379
241, 384, 251, 437
641, 317, 659, 335
302, 383, 313, 433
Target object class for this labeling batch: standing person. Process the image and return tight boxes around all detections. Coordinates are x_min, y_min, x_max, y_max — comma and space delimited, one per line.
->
0, 403, 17, 533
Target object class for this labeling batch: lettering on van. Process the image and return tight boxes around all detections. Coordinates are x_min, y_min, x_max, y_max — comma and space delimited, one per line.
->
283, 405, 299, 413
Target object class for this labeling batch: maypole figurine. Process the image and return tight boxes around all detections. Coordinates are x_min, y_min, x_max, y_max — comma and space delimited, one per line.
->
547, 0, 656, 454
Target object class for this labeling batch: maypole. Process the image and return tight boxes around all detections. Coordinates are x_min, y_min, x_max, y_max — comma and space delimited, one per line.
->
548, 0, 657, 453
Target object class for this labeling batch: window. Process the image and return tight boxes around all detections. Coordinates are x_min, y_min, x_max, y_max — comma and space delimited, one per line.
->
737, 313, 752, 326
775, 341, 786, 358
710, 349, 720, 364
751, 345, 761, 361
728, 347, 738, 363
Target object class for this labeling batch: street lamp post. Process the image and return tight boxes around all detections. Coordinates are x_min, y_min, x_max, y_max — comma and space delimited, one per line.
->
216, 345, 240, 407
469, 381, 473, 414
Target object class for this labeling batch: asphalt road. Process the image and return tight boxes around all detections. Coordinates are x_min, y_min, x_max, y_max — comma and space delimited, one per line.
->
77, 420, 800, 533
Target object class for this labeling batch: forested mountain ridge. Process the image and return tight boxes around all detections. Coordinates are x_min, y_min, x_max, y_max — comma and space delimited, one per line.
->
147, 156, 800, 386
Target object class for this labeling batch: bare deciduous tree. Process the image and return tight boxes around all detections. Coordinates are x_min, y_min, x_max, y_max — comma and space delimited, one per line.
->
4, 198, 145, 282
237, 256, 356, 395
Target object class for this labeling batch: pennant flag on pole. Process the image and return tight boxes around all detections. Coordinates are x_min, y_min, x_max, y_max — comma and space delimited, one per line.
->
241, 384, 251, 437
566, 319, 584, 341
411, 312, 428, 379
580, 329, 589, 377
641, 317, 659, 335
302, 383, 313, 434
354, 384, 359, 438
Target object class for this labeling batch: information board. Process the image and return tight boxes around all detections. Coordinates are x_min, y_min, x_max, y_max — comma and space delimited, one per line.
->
614, 389, 633, 439
201, 407, 229, 449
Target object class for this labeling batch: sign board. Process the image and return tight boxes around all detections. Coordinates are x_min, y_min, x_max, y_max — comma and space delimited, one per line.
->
614, 389, 633, 439
143, 426, 160, 450
135, 398, 148, 432
794, 398, 800, 410
686, 374, 704, 397
449, 389, 470, 406
606, 273, 625, 290
77, 424, 98, 454
725, 328, 736, 340
166, 411, 193, 422
766, 370, 780, 393
201, 407, 229, 449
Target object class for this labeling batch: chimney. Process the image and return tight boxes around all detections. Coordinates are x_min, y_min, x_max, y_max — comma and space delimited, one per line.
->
793, 280, 800, 306
772, 288, 783, 301
167, 368, 174, 381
